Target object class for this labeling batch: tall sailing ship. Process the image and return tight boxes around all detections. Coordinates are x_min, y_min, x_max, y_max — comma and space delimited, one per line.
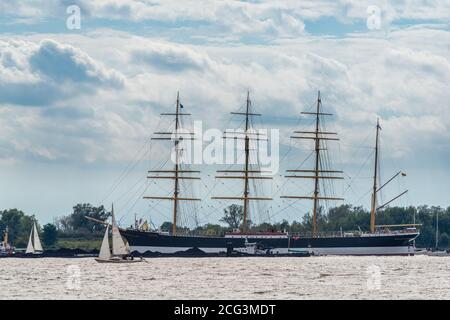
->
120, 91, 419, 256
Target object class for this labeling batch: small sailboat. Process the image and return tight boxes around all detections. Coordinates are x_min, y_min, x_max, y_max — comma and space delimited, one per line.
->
25, 222, 43, 255
95, 206, 143, 263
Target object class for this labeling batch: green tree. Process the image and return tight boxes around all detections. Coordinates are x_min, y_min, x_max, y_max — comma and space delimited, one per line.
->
0, 209, 35, 247
42, 223, 58, 246
203, 224, 224, 235
160, 221, 173, 232
289, 220, 308, 233
253, 222, 276, 232
54, 215, 72, 232
220, 204, 244, 230
67, 203, 111, 232
439, 233, 449, 249
276, 219, 290, 232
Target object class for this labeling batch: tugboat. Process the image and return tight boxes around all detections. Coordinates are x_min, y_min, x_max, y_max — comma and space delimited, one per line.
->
0, 227, 15, 257
235, 238, 270, 255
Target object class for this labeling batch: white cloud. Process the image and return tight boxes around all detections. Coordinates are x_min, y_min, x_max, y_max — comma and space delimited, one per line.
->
2, 0, 448, 35
0, 3, 449, 224
30, 39, 124, 86
1, 25, 448, 170
130, 41, 216, 72
0, 39, 124, 106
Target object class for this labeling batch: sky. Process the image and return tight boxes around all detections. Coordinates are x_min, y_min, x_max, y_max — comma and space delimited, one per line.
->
0, 0, 449, 228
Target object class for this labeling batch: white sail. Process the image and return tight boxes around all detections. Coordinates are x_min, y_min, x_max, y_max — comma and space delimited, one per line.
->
111, 207, 128, 256
25, 227, 34, 254
99, 225, 111, 260
33, 222, 43, 252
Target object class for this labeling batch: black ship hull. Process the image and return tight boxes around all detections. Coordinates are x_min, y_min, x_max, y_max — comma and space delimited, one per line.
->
121, 229, 419, 256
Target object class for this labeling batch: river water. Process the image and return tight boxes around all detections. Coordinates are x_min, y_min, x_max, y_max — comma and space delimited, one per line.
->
0, 255, 449, 299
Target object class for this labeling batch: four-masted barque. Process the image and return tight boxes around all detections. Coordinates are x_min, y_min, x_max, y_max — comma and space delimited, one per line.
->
120, 91, 419, 256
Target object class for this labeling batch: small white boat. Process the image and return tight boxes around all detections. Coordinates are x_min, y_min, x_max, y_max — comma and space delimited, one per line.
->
426, 250, 450, 257
95, 206, 143, 264
25, 222, 43, 255
414, 248, 428, 255
235, 238, 268, 255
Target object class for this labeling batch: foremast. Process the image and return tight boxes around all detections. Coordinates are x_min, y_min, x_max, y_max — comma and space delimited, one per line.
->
281, 91, 344, 237
144, 92, 201, 235
212, 91, 272, 232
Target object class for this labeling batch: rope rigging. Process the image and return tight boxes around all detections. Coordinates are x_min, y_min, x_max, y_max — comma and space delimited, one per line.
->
98, 91, 404, 234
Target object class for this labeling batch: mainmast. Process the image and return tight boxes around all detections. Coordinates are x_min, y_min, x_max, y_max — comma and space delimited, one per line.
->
173, 92, 181, 235
212, 91, 272, 232
242, 92, 251, 229
312, 92, 321, 237
144, 92, 200, 235
370, 118, 381, 233
281, 91, 343, 237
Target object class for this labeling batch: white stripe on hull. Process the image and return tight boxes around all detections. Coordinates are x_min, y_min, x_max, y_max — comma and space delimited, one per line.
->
131, 245, 415, 256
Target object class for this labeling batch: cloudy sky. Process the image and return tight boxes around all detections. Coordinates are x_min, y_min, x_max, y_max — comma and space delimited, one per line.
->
0, 0, 449, 228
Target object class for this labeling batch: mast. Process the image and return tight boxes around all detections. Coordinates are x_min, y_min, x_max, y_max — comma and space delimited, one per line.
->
368, 119, 410, 233
435, 210, 439, 249
370, 118, 380, 233
281, 91, 343, 237
144, 92, 201, 235
212, 91, 272, 232
312, 92, 321, 237
242, 91, 251, 230
173, 92, 181, 235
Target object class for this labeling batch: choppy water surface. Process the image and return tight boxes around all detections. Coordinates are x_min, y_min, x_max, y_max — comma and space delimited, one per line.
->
0, 256, 449, 299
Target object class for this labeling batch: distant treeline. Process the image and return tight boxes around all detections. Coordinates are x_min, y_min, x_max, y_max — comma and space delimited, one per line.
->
163, 204, 450, 249
0, 204, 110, 248
1, 204, 449, 249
